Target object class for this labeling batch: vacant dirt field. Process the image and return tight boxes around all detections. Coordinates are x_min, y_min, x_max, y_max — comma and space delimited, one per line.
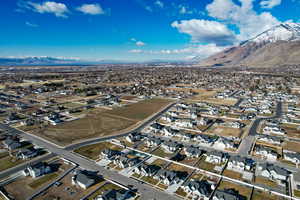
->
106, 98, 173, 121
33, 98, 172, 146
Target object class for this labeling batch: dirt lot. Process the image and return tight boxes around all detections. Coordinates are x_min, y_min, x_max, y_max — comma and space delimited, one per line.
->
34, 173, 104, 200
32, 98, 172, 146
106, 98, 173, 121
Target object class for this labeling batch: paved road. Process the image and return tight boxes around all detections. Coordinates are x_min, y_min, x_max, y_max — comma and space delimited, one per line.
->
0, 102, 177, 200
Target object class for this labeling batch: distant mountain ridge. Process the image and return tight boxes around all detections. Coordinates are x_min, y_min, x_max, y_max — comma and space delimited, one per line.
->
198, 22, 300, 67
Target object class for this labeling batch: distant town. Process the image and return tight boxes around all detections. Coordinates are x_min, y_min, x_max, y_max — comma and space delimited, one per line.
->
0, 64, 298, 200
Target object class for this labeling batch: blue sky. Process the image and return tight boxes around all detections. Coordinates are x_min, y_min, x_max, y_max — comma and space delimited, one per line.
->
0, 0, 299, 61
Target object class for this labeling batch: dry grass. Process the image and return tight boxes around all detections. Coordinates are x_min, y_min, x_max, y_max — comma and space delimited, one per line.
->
209, 126, 242, 138
106, 98, 173, 121
74, 142, 123, 160
252, 189, 284, 200
222, 170, 243, 180
255, 176, 277, 188
32, 98, 172, 145
217, 180, 252, 199
167, 163, 193, 173
283, 141, 300, 153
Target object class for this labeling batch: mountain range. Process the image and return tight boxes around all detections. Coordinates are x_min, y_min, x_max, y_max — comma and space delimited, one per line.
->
198, 22, 300, 67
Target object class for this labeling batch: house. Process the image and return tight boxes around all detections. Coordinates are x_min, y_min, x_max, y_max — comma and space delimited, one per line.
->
96, 189, 130, 200
263, 125, 285, 135
174, 118, 195, 128
3, 137, 21, 150
154, 169, 188, 185
133, 163, 161, 177
183, 145, 203, 158
197, 117, 212, 126
161, 140, 180, 153
194, 134, 215, 145
284, 152, 300, 164
229, 121, 245, 129
161, 114, 177, 123
213, 137, 235, 150
72, 170, 96, 189
101, 149, 121, 160
161, 127, 180, 137
113, 155, 141, 169
255, 146, 278, 161
227, 155, 255, 171
257, 135, 282, 145
258, 163, 290, 182
23, 162, 51, 178
149, 123, 164, 133
125, 132, 143, 143
180, 132, 194, 141
205, 151, 227, 164
16, 148, 37, 160
213, 189, 245, 200
181, 180, 214, 200
145, 136, 162, 147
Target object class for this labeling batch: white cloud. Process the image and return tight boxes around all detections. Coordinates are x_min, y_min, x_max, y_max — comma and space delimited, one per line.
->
129, 49, 143, 53
77, 4, 104, 15
155, 1, 164, 8
206, 0, 280, 41
136, 41, 146, 46
260, 0, 282, 9
25, 21, 38, 27
171, 19, 236, 46
129, 44, 225, 59
26, 1, 69, 18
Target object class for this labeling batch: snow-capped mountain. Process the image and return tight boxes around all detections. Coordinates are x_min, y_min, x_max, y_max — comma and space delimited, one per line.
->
243, 23, 300, 45
199, 22, 300, 67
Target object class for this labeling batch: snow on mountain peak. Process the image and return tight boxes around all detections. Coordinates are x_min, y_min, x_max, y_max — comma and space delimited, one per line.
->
245, 22, 300, 45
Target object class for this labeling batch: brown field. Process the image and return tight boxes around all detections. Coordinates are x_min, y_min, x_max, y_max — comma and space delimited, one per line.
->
283, 141, 300, 153
32, 98, 172, 146
217, 180, 252, 200
167, 163, 193, 174
209, 126, 242, 138
106, 98, 173, 121
252, 189, 287, 200
202, 98, 237, 106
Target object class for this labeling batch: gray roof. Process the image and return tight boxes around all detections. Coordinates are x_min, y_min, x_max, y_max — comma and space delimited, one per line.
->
214, 189, 245, 200
75, 170, 95, 187
261, 163, 290, 177
183, 180, 212, 196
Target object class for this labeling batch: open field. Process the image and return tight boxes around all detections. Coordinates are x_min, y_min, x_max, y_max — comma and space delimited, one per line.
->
32, 98, 172, 145
74, 142, 124, 160
106, 98, 173, 121
217, 180, 252, 200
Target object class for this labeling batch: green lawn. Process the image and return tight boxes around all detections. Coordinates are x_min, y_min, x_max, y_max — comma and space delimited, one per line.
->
74, 142, 123, 160
0, 156, 24, 172
29, 173, 59, 189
